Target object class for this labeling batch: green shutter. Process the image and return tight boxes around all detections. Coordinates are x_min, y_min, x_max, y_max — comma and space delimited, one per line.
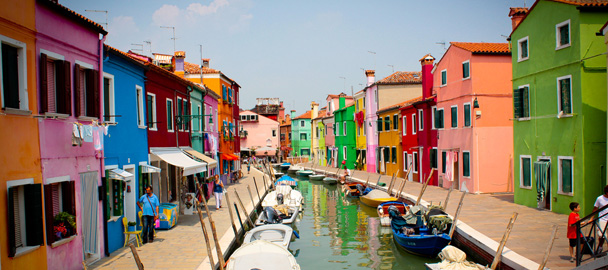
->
7, 187, 16, 257
561, 159, 572, 193
522, 86, 529, 118
393, 115, 398, 130
441, 151, 446, 173
439, 110, 444, 128
167, 101, 172, 130
513, 88, 522, 118
392, 147, 397, 163
430, 149, 437, 169
377, 118, 382, 132
521, 40, 528, 58
451, 107, 457, 128
560, 25, 569, 46
433, 108, 438, 129
522, 158, 531, 187
464, 104, 471, 127
463, 152, 470, 177
105, 176, 111, 220
441, 70, 447, 85
462, 62, 469, 78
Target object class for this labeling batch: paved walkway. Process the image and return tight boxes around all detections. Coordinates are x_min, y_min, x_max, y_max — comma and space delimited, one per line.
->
303, 163, 575, 270
89, 166, 270, 270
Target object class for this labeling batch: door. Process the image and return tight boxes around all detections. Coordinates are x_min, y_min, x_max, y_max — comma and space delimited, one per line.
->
80, 171, 100, 264
407, 154, 413, 181
124, 166, 136, 224
535, 159, 551, 210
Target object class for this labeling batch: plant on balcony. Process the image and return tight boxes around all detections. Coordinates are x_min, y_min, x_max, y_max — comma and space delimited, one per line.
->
54, 211, 76, 239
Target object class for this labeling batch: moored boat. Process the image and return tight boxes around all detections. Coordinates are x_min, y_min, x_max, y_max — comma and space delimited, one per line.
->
390, 206, 452, 257
243, 224, 293, 249
295, 170, 314, 176
275, 175, 298, 188
255, 205, 299, 226
280, 162, 291, 169
322, 176, 338, 185
226, 240, 300, 270
343, 183, 367, 197
377, 201, 409, 227
360, 189, 397, 208
287, 165, 302, 173
308, 174, 325, 181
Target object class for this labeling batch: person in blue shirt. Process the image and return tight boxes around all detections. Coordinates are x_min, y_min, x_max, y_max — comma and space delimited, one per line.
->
137, 185, 159, 243
213, 175, 224, 209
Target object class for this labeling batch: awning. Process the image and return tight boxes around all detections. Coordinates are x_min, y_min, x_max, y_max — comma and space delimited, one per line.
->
140, 164, 162, 174
150, 147, 207, 176
107, 168, 133, 181
221, 154, 239, 161
180, 147, 217, 170
240, 147, 251, 152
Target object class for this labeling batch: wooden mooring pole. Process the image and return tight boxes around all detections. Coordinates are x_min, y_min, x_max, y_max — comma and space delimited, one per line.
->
129, 244, 144, 270
449, 191, 467, 239
443, 186, 453, 211
538, 225, 558, 270
247, 186, 257, 215
252, 177, 261, 201
387, 173, 396, 196
222, 191, 240, 246
490, 212, 519, 270
234, 190, 255, 228
196, 208, 215, 269
415, 169, 435, 205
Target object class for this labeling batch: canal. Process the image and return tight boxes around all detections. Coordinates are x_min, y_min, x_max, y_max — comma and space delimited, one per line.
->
288, 175, 438, 269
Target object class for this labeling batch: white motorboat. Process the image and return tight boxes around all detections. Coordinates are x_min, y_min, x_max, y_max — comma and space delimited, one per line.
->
244, 224, 293, 249
262, 185, 303, 208
287, 165, 302, 173
226, 240, 300, 270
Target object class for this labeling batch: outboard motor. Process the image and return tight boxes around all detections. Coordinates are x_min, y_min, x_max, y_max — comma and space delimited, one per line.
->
356, 184, 365, 195
276, 193, 284, 205
263, 206, 282, 224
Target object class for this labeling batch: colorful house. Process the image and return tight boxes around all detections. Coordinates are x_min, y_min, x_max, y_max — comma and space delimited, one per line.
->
354, 90, 367, 171
400, 97, 424, 182
334, 95, 356, 169
291, 110, 312, 157
279, 113, 292, 161
35, 0, 108, 267
509, 0, 607, 214
377, 103, 403, 177
312, 108, 328, 166
412, 56, 438, 187
322, 115, 335, 167
435, 43, 513, 193
0, 0, 47, 268
102, 45, 154, 254
239, 110, 279, 157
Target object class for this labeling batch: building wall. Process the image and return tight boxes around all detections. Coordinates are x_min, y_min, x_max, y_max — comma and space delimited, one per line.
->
291, 118, 311, 157
0, 0, 48, 268
511, 1, 607, 214
354, 94, 367, 171
322, 117, 335, 167
335, 106, 356, 169
311, 118, 321, 163
240, 111, 279, 151
378, 109, 402, 177
318, 121, 326, 166
365, 85, 379, 172
203, 93, 219, 174
401, 106, 421, 182
190, 88, 204, 154
377, 84, 422, 111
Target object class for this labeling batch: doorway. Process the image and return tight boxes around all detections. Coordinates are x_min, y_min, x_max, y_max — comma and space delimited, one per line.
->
80, 171, 100, 265
407, 154, 413, 181
536, 158, 551, 210
123, 166, 136, 225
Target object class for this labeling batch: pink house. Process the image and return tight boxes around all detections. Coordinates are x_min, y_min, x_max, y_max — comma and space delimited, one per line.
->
35, 1, 107, 268
435, 42, 513, 193
239, 110, 279, 157
204, 90, 220, 174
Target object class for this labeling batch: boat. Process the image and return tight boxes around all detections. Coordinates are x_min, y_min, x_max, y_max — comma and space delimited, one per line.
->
295, 170, 314, 176
255, 205, 300, 226
390, 205, 453, 257
273, 168, 285, 178
425, 245, 487, 270
262, 185, 303, 208
225, 240, 300, 270
243, 224, 293, 250
360, 189, 397, 208
343, 183, 368, 197
287, 165, 302, 174
275, 175, 298, 188
377, 201, 409, 227
280, 162, 291, 169
308, 173, 325, 181
322, 176, 338, 185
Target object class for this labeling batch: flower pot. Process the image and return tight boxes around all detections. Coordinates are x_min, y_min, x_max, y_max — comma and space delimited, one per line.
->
128, 226, 136, 231
56, 232, 63, 240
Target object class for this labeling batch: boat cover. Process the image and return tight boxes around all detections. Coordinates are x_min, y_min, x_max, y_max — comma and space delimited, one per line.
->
436, 245, 486, 270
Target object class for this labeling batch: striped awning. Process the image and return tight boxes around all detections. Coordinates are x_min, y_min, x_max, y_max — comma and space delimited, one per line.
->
150, 147, 207, 176
107, 168, 133, 181
180, 147, 217, 169
140, 164, 162, 174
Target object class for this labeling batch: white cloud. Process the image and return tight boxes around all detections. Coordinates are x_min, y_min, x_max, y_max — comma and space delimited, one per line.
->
229, 13, 252, 32
187, 0, 229, 16
152, 4, 181, 26
107, 16, 139, 43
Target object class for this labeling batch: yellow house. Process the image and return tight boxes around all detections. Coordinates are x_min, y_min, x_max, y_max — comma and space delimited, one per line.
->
354, 89, 366, 171
377, 103, 403, 178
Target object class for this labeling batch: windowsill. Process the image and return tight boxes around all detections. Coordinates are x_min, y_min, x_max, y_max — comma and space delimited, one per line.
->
168, 130, 174, 133
44, 112, 70, 119
149, 128, 157, 131
520, 185, 532, 190
51, 235, 76, 248
78, 116, 99, 121
14, 245, 40, 258
556, 44, 571, 51
138, 125, 148, 129
3, 108, 32, 116
517, 57, 529, 63
108, 216, 121, 222
558, 191, 574, 196
104, 121, 118, 126
462, 77, 471, 81
557, 113, 574, 119
517, 117, 531, 122
463, 176, 471, 178
440, 84, 446, 88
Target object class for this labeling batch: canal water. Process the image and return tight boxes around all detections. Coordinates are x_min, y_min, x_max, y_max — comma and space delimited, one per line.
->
288, 175, 438, 269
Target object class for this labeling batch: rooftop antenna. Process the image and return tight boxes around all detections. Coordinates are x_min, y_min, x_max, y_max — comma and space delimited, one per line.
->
131, 43, 143, 52
339, 76, 346, 92
387, 64, 394, 73
85, 10, 108, 28
367, 51, 376, 70
144, 40, 152, 55
436, 41, 447, 51
199, 44, 204, 85
160, 26, 176, 52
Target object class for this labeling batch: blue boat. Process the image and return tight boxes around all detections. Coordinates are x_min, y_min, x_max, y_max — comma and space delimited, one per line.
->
280, 162, 291, 169
389, 206, 452, 257
275, 175, 298, 188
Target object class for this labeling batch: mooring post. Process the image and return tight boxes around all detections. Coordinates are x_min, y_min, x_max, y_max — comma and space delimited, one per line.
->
234, 190, 254, 228
196, 208, 215, 269
223, 191, 240, 246
129, 244, 144, 270
490, 212, 519, 270
538, 225, 558, 270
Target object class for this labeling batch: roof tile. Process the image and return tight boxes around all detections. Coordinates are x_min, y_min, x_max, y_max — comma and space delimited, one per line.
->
450, 42, 511, 54
548, 0, 608, 6
376, 71, 422, 85
294, 110, 312, 120
184, 62, 220, 74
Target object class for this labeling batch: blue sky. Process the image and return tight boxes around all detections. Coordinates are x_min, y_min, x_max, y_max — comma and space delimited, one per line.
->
63, 0, 524, 114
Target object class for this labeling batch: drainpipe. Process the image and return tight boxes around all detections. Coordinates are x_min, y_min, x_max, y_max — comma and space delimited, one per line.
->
99, 33, 110, 257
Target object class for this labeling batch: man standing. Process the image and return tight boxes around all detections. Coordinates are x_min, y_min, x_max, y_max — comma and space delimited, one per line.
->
137, 186, 159, 243
592, 185, 608, 251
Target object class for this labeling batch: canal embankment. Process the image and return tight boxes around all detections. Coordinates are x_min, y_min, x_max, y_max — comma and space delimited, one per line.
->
302, 162, 571, 270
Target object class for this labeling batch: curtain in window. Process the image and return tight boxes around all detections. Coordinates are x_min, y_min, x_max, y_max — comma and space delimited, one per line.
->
560, 79, 571, 114
81, 172, 99, 254
534, 161, 550, 203
561, 159, 572, 193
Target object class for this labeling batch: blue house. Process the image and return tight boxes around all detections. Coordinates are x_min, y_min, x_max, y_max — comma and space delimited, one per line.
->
102, 45, 160, 254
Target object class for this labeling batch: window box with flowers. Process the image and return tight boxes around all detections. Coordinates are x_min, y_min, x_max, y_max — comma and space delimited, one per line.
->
44, 181, 77, 247
51, 212, 77, 247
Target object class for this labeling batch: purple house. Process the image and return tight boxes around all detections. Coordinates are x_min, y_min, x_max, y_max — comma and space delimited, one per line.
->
35, 0, 107, 268
204, 89, 220, 175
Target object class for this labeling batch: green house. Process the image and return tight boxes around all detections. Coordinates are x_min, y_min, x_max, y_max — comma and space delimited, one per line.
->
510, 0, 607, 214
334, 96, 356, 169
291, 111, 312, 157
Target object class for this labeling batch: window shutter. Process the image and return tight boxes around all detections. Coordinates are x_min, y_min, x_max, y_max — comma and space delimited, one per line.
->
464, 105, 471, 127
451, 107, 457, 127
74, 64, 81, 116
561, 79, 571, 114
463, 152, 470, 177
513, 88, 521, 118
7, 187, 17, 257
86, 69, 100, 118
62, 61, 72, 115
44, 185, 56, 244
24, 184, 44, 246
2, 44, 20, 109
105, 177, 111, 220
62, 181, 76, 216
441, 151, 446, 173
39, 54, 49, 113
522, 158, 531, 187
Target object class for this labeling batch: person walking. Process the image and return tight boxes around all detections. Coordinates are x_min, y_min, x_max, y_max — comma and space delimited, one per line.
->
137, 186, 159, 244
213, 175, 224, 209
247, 161, 251, 174
592, 185, 608, 251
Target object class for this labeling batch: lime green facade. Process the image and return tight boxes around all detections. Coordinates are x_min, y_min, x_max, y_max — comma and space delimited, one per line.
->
511, 0, 607, 214
317, 120, 326, 166
334, 99, 356, 169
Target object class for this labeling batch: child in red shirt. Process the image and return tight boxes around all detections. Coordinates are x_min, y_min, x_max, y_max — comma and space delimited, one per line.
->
568, 202, 586, 262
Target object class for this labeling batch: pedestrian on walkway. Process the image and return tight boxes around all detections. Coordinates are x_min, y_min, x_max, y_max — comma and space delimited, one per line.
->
568, 202, 586, 262
592, 185, 608, 251
213, 175, 224, 209
247, 162, 251, 174
137, 185, 159, 244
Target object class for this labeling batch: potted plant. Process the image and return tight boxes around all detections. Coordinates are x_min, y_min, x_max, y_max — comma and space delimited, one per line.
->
128, 221, 137, 231
54, 212, 76, 238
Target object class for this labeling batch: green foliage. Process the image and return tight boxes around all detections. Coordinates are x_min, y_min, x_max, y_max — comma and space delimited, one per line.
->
54, 211, 76, 230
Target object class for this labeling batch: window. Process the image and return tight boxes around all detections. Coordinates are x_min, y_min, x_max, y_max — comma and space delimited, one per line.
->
402, 116, 407, 136
514, 85, 530, 119
196, 105, 201, 132
412, 114, 417, 135
464, 103, 471, 127
39, 52, 71, 115
391, 147, 397, 163
1, 37, 28, 111
463, 151, 470, 177
418, 109, 424, 131
518, 36, 529, 62
74, 62, 100, 118
7, 179, 43, 257
384, 116, 390, 131
558, 156, 573, 194
343, 122, 347, 136
556, 20, 570, 50
557, 75, 572, 115
288, 133, 291, 140
377, 118, 383, 132
451, 106, 458, 128
435, 108, 444, 129
441, 69, 447, 86
430, 148, 438, 169
103, 74, 115, 122
105, 171, 125, 219
300, 133, 307, 140
520, 155, 532, 188
462, 61, 470, 79
343, 146, 347, 160
222, 85, 226, 100
272, 129, 277, 137
383, 147, 390, 164
136, 86, 145, 127
403, 151, 408, 170
182, 99, 189, 131
413, 152, 419, 173
44, 178, 76, 245
441, 151, 447, 174
177, 98, 183, 131
300, 120, 305, 127
146, 93, 156, 130
301, 148, 310, 156
166, 99, 174, 132
393, 114, 398, 130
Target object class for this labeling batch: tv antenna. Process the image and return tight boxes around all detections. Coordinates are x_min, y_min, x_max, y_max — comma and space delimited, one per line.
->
131, 43, 143, 52
144, 40, 152, 54
160, 26, 176, 52
436, 41, 446, 51
387, 64, 394, 73
85, 10, 108, 28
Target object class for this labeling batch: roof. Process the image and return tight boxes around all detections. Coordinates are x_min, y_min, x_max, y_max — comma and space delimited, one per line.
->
38, 0, 107, 35
293, 110, 312, 120
508, 7, 530, 16
104, 45, 148, 70
280, 117, 291, 126
184, 62, 220, 74
450, 42, 511, 54
124, 51, 205, 90
313, 110, 328, 120
376, 71, 422, 85
377, 96, 423, 114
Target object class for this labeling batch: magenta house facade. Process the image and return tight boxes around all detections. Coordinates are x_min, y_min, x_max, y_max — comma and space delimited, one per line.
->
35, 1, 107, 268
204, 89, 220, 175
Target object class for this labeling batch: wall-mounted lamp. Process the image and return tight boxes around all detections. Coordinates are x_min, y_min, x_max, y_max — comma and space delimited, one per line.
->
473, 98, 480, 109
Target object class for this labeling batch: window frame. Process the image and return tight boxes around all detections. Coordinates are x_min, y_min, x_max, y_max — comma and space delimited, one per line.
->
555, 19, 571, 50
515, 84, 531, 120
343, 146, 347, 160
402, 115, 407, 136
412, 114, 417, 135
343, 121, 347, 136
462, 151, 471, 178
391, 146, 397, 164
102, 72, 116, 123
519, 155, 532, 189
557, 156, 574, 196
1, 35, 29, 112
136, 85, 145, 128
166, 98, 174, 132
431, 106, 437, 130
440, 69, 447, 86
418, 109, 424, 131
393, 114, 398, 130
556, 75, 573, 116
177, 97, 183, 131
403, 151, 408, 171
413, 152, 419, 173
146, 93, 157, 130
463, 102, 471, 127
300, 120, 305, 127
197, 105, 202, 133
6, 178, 44, 257
74, 60, 98, 119
436, 108, 444, 129
462, 60, 470, 80
441, 151, 447, 174
430, 147, 438, 169
451, 105, 458, 128
384, 116, 390, 131
517, 36, 529, 62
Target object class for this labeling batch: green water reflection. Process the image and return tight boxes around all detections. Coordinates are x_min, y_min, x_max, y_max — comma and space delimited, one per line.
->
290, 175, 439, 269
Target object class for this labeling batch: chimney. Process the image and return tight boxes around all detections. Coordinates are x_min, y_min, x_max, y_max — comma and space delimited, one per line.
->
365, 70, 375, 86
290, 110, 296, 121
278, 101, 285, 121
420, 54, 435, 99
174, 51, 186, 76
509, 7, 529, 30
338, 93, 346, 109
203, 58, 210, 68
311, 102, 319, 119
